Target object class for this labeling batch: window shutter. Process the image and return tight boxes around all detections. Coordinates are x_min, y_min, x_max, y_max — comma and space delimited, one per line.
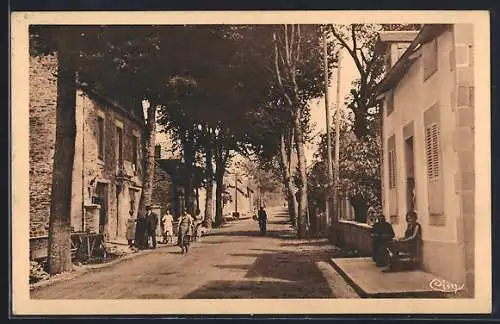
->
431, 124, 440, 178
425, 123, 441, 179
387, 135, 398, 222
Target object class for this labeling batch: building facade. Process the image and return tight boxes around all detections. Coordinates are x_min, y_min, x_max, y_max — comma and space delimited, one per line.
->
30, 53, 145, 257
377, 24, 475, 294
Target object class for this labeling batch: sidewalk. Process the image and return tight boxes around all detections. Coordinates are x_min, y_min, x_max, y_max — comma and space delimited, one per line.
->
30, 233, 183, 291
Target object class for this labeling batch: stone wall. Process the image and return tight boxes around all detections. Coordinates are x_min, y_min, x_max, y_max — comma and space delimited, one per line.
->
77, 90, 144, 240
29, 52, 145, 243
452, 24, 475, 297
29, 54, 58, 238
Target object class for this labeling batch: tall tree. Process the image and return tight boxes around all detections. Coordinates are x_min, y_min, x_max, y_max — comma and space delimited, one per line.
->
46, 27, 78, 274
327, 24, 421, 221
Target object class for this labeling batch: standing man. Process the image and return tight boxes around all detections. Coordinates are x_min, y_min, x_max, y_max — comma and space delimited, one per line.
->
257, 206, 268, 235
145, 205, 159, 249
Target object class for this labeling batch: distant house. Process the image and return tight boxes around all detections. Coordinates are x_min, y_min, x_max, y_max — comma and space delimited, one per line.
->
376, 24, 475, 292
29, 53, 145, 258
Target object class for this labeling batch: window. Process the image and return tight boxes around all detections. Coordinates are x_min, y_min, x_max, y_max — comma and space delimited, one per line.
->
425, 123, 440, 179
155, 144, 161, 160
423, 38, 438, 80
116, 126, 123, 165
97, 116, 105, 160
386, 90, 395, 116
131, 135, 138, 166
388, 150, 397, 189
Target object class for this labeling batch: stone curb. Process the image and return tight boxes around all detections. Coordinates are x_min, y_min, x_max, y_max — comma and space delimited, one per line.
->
29, 246, 163, 291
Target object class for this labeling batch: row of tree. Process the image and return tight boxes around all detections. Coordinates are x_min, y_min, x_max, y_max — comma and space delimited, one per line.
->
30, 23, 420, 274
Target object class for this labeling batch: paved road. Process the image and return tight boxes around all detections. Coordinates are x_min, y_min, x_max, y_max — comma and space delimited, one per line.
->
31, 207, 343, 299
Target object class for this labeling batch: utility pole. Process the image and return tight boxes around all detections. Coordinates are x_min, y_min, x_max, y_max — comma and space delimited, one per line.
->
333, 49, 342, 236
234, 172, 238, 214
323, 33, 334, 235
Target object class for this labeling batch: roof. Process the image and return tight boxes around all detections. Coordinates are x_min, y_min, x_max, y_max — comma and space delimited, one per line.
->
78, 83, 146, 127
375, 24, 451, 95
379, 30, 420, 43
374, 30, 419, 54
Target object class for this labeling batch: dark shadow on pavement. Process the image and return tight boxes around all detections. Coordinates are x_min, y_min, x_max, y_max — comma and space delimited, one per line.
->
184, 247, 343, 299
268, 220, 291, 225
213, 264, 252, 271
249, 248, 283, 253
280, 241, 335, 248
183, 280, 333, 299
229, 253, 263, 258
204, 230, 296, 240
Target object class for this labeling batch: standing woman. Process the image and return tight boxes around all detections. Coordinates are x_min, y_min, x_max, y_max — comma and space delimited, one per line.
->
126, 210, 136, 249
162, 210, 174, 244
177, 211, 194, 254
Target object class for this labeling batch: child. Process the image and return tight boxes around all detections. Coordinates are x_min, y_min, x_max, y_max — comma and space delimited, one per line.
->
126, 210, 136, 249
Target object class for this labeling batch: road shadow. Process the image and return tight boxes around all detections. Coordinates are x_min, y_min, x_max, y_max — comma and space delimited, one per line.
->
229, 253, 262, 258
184, 247, 340, 299
213, 264, 251, 271
268, 219, 291, 225
280, 240, 336, 248
183, 280, 332, 299
203, 229, 296, 240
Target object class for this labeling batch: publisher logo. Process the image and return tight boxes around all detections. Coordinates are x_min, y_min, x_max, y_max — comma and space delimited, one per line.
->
429, 278, 464, 293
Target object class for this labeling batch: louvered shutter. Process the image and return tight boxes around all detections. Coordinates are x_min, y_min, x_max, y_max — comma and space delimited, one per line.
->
425, 121, 444, 224
387, 135, 398, 223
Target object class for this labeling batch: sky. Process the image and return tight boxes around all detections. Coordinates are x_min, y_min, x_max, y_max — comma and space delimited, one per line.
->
305, 47, 359, 166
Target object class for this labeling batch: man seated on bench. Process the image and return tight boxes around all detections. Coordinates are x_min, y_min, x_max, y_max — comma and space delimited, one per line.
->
386, 211, 422, 271
371, 214, 395, 267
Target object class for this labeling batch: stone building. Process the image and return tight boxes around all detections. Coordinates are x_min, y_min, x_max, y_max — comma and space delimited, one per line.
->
376, 24, 475, 294
29, 53, 145, 257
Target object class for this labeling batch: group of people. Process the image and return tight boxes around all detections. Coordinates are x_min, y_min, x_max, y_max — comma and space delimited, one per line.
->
370, 210, 422, 270
125, 205, 198, 255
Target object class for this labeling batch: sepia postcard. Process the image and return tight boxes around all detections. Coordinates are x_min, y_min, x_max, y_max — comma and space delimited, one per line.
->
10, 10, 491, 315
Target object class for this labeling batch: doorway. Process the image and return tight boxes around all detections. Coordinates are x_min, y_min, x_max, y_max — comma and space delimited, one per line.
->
404, 136, 416, 212
93, 182, 108, 235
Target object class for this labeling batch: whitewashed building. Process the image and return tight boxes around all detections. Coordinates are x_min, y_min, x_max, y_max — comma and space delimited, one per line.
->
377, 24, 475, 295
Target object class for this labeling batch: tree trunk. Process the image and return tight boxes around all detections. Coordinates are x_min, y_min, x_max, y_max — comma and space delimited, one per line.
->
203, 146, 214, 228
294, 109, 309, 238
182, 130, 196, 216
279, 132, 297, 226
214, 166, 224, 227
138, 104, 157, 214
135, 103, 157, 249
350, 196, 368, 223
47, 37, 77, 275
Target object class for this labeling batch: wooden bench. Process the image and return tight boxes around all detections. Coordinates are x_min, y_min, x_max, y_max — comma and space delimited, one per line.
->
386, 240, 422, 271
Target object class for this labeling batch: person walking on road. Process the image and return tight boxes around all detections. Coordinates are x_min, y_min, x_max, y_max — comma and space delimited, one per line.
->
145, 205, 159, 249
257, 206, 268, 235
177, 211, 194, 254
161, 210, 174, 244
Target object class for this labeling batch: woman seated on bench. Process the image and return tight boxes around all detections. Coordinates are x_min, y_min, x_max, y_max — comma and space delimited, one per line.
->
386, 211, 422, 271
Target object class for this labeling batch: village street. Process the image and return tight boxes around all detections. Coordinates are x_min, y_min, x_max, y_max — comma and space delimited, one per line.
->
31, 207, 356, 299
